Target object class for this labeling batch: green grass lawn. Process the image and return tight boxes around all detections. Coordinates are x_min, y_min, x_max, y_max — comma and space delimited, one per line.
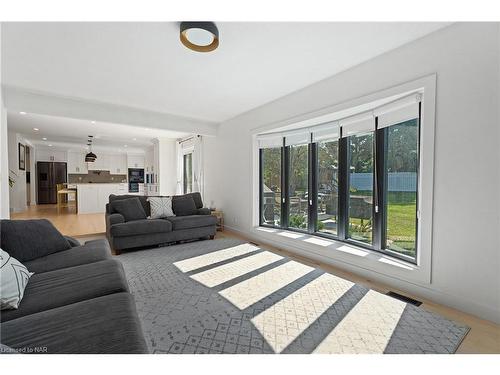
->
348, 191, 417, 257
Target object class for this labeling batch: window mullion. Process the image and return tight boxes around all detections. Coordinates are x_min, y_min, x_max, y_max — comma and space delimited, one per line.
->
282, 140, 289, 228
337, 135, 349, 240
373, 118, 387, 250
309, 142, 318, 233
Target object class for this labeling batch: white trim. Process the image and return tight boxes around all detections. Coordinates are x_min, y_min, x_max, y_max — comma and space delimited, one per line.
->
251, 74, 436, 286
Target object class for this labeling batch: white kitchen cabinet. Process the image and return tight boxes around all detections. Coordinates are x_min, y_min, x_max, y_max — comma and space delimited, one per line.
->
88, 153, 110, 171
36, 148, 67, 162
108, 154, 127, 174
67, 151, 88, 174
127, 154, 144, 169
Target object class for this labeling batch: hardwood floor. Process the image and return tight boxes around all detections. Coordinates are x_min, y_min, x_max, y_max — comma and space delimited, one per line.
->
11, 204, 105, 237
9, 206, 500, 353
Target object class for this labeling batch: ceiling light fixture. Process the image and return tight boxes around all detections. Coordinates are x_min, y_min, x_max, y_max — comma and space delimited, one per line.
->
85, 135, 97, 162
33, 128, 39, 131
20, 112, 27, 115
91, 121, 96, 124
48, 144, 53, 147
42, 137, 47, 141
180, 22, 219, 52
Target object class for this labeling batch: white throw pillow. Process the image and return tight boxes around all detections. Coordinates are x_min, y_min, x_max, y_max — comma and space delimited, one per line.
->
0, 248, 33, 310
148, 196, 175, 219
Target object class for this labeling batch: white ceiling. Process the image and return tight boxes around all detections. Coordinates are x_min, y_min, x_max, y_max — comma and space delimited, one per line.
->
7, 111, 189, 153
2, 22, 450, 123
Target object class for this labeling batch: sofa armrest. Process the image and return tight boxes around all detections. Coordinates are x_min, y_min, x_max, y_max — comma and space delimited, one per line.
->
107, 213, 125, 226
197, 207, 211, 215
64, 236, 81, 247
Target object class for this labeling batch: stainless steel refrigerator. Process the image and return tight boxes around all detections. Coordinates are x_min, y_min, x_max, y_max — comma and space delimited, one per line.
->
37, 161, 67, 204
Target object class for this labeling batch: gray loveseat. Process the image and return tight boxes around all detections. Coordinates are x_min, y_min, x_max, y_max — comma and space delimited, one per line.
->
105, 192, 217, 254
0, 219, 148, 354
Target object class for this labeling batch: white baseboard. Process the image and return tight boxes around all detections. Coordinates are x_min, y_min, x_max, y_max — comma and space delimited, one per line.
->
223, 224, 500, 325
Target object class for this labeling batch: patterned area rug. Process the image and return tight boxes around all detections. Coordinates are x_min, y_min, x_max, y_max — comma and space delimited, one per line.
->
117, 238, 469, 354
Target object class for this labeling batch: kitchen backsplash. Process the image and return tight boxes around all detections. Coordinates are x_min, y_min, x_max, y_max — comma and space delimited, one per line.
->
68, 170, 127, 183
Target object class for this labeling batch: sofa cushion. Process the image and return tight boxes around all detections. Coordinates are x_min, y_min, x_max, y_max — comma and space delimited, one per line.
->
110, 198, 147, 222
110, 219, 172, 237
109, 194, 150, 216
0, 219, 71, 262
166, 215, 217, 230
172, 196, 198, 216
148, 196, 175, 219
24, 239, 111, 274
0, 249, 34, 310
0, 259, 129, 322
173, 192, 203, 209
0, 293, 148, 354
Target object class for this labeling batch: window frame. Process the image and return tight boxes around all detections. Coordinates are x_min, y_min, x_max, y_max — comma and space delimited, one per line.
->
256, 98, 423, 265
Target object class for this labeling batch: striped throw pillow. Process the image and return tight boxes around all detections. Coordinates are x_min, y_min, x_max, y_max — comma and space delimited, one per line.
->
148, 197, 175, 219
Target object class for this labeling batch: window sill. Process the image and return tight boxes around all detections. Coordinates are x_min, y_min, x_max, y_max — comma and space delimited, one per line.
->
252, 226, 431, 286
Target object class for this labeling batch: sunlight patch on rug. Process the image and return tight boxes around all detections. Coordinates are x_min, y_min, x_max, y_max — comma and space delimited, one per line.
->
190, 251, 283, 288
219, 260, 314, 310
173, 243, 259, 272
313, 290, 406, 353
251, 272, 355, 353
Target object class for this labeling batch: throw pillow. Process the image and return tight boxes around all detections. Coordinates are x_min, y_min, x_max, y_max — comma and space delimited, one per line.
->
172, 196, 198, 216
0, 219, 71, 262
110, 197, 147, 222
0, 248, 33, 310
148, 197, 175, 219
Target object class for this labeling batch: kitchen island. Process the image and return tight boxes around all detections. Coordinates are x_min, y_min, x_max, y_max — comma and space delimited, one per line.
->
75, 183, 129, 214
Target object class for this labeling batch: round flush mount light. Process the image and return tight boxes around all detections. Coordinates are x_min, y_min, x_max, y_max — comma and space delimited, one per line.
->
180, 22, 219, 52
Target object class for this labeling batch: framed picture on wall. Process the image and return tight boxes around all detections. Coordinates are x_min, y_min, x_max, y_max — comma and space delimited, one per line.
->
18, 143, 26, 171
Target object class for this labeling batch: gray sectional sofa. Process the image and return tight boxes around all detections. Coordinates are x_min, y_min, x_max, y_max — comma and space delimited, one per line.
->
0, 219, 148, 354
106, 192, 217, 254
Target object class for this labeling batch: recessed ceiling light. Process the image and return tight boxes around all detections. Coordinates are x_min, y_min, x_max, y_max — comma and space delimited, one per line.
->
42, 137, 47, 141
48, 144, 53, 147
33, 128, 39, 131
20, 111, 27, 115
180, 22, 219, 52
91, 121, 96, 124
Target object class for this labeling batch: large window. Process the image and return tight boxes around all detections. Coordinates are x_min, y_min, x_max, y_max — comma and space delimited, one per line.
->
383, 119, 419, 257
183, 152, 193, 194
260, 147, 282, 226
288, 144, 309, 230
316, 140, 339, 236
258, 93, 421, 263
347, 132, 374, 244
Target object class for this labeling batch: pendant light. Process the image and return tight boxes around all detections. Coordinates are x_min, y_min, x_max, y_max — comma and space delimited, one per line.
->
85, 136, 97, 162
180, 22, 219, 52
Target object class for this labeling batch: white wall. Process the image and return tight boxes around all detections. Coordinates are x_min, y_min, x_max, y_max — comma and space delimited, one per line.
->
7, 131, 28, 213
156, 138, 177, 196
0, 97, 9, 218
0, 23, 10, 218
202, 136, 219, 209
206, 23, 500, 323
